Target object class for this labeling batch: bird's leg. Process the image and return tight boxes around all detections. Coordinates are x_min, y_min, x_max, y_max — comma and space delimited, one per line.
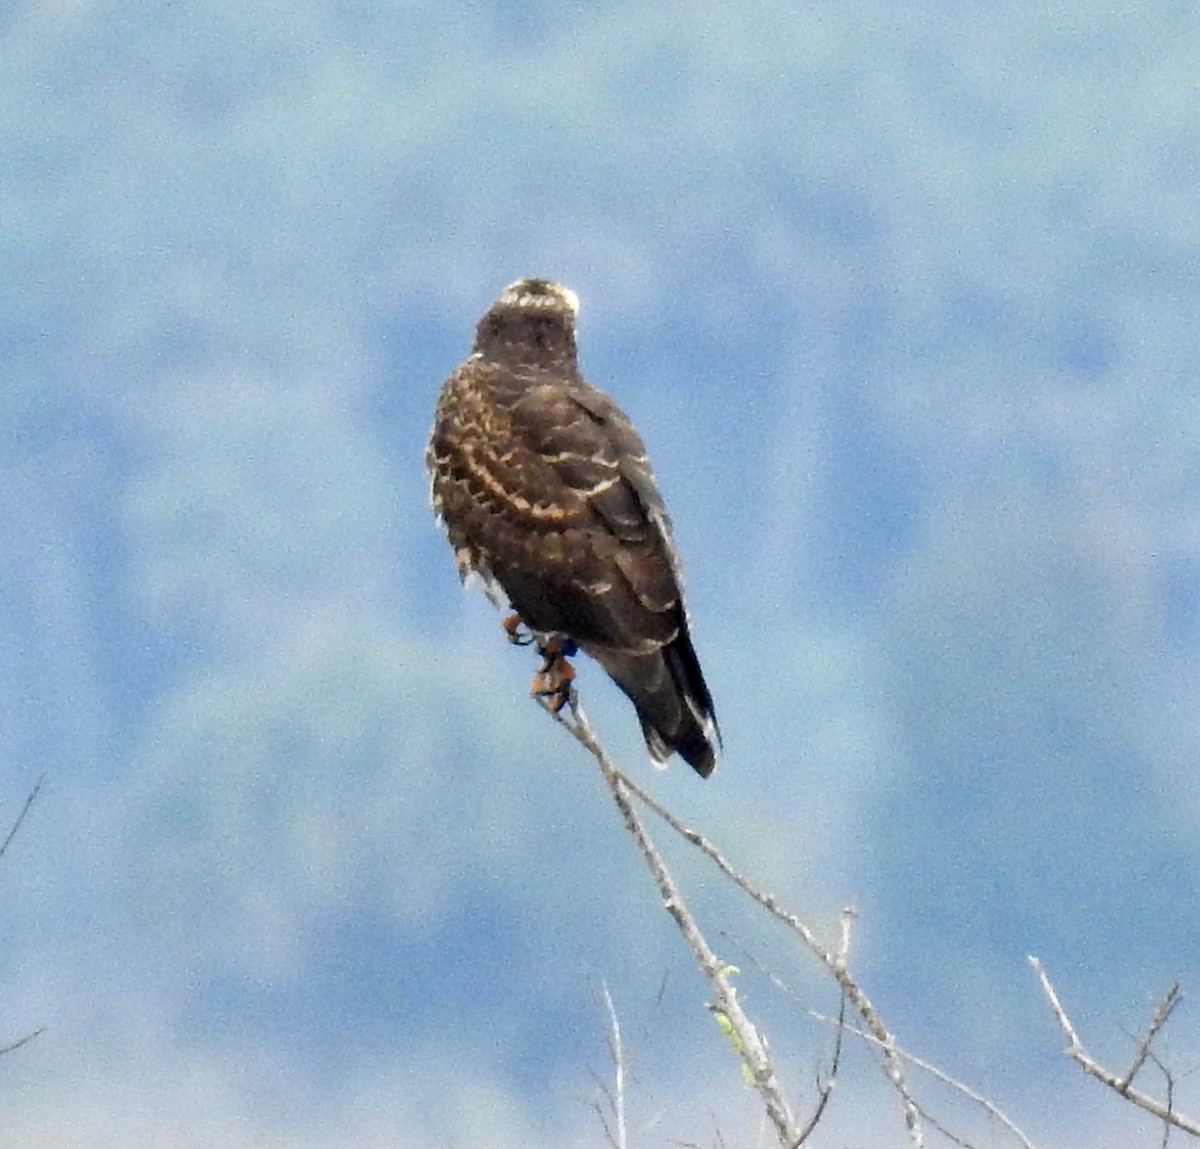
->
530, 635, 578, 713
502, 612, 533, 646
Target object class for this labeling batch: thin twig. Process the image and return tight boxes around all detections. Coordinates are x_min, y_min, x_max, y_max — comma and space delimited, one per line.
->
601, 981, 628, 1149
587, 1070, 620, 1149
794, 990, 845, 1143
729, 936, 1039, 1149
1143, 1044, 1178, 1149
543, 696, 807, 1148
0, 782, 46, 1061
837, 906, 856, 965
1031, 957, 1200, 1138
0, 777, 43, 865
619, 768, 924, 1147
0, 1028, 43, 1056
1122, 982, 1183, 1093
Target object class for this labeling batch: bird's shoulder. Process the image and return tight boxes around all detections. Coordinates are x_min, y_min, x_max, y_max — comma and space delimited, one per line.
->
434, 354, 672, 545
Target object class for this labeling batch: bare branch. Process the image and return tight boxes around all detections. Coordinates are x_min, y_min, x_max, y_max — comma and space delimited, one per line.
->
542, 696, 808, 1148
1122, 982, 1183, 1093
600, 981, 628, 1149
0, 1028, 43, 1056
1031, 957, 1200, 1138
0, 777, 43, 865
794, 991, 844, 1143
0, 782, 46, 1061
1141, 1043, 1179, 1149
730, 937, 1039, 1149
837, 905, 856, 966
618, 768, 924, 1146
587, 1078, 620, 1149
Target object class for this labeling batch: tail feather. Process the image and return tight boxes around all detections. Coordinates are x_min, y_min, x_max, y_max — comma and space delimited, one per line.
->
590, 630, 720, 778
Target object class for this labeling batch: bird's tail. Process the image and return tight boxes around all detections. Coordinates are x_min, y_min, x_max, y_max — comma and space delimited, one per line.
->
592, 631, 720, 778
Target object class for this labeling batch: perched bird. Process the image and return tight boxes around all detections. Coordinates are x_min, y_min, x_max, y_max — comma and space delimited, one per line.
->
426, 278, 720, 777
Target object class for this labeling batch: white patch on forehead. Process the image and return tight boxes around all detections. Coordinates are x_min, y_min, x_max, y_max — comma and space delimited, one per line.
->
496, 278, 580, 316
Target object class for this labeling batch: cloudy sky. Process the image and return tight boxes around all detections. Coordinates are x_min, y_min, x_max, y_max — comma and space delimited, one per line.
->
2, 1, 1199, 1145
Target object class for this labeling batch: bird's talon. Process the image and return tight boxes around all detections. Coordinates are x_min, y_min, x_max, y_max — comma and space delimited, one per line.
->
549, 684, 573, 713
503, 613, 533, 646
530, 646, 576, 712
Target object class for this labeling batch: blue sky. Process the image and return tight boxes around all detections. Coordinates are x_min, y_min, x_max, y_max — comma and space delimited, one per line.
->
2, 1, 1199, 1145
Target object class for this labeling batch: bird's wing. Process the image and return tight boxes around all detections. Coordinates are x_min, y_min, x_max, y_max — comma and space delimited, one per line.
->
506, 376, 684, 641
513, 378, 719, 774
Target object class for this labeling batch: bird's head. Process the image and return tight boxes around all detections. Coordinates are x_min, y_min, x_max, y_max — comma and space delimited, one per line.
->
473, 277, 580, 370
495, 277, 580, 318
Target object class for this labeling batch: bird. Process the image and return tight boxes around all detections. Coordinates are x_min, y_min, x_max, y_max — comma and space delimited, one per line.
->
426, 277, 720, 777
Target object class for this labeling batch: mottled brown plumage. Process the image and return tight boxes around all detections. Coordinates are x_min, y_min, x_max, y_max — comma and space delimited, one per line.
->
427, 278, 720, 776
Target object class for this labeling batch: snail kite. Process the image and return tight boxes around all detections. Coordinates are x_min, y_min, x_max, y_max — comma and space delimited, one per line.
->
426, 278, 720, 777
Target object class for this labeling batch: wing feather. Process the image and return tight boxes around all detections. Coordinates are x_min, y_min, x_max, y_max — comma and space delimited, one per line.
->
505, 382, 684, 635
